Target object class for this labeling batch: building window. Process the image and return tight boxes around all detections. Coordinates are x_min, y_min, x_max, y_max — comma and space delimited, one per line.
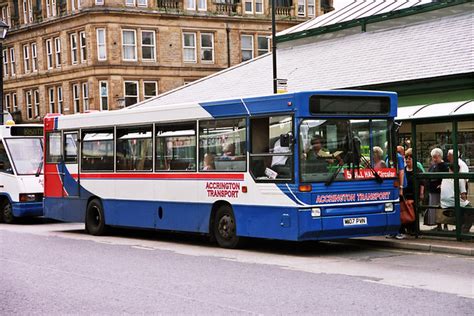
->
244, 0, 252, 13
122, 30, 137, 61
48, 88, 55, 113
12, 93, 18, 112
241, 35, 253, 62
200, 33, 214, 63
55, 37, 61, 68
308, 0, 315, 16
23, 0, 33, 24
23, 44, 30, 74
57, 86, 63, 114
72, 83, 80, 113
144, 81, 157, 99
1, 5, 11, 26
26, 90, 33, 119
34, 90, 40, 118
31, 43, 37, 72
5, 94, 10, 112
257, 36, 270, 56
298, 0, 305, 16
82, 82, 89, 111
96, 0, 104, 5
124, 81, 138, 107
2, 49, 8, 77
70, 33, 78, 64
46, 0, 57, 17
80, 31, 87, 63
71, 0, 81, 11
125, 0, 135, 6
138, 0, 148, 6
9, 48, 15, 76
186, 0, 195, 10
97, 28, 107, 61
99, 81, 108, 111
183, 32, 196, 63
255, 0, 263, 14
141, 30, 155, 61
46, 39, 53, 69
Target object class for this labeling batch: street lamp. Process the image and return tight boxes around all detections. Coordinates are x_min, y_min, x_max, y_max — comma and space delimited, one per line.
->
0, 20, 9, 125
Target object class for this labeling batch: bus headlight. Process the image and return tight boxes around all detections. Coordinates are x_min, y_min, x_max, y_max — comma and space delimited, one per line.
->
384, 203, 394, 212
311, 208, 321, 217
19, 193, 42, 202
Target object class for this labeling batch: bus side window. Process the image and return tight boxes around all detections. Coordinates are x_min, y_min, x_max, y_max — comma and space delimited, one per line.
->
249, 115, 293, 181
46, 132, 63, 164
64, 133, 78, 164
0, 141, 13, 174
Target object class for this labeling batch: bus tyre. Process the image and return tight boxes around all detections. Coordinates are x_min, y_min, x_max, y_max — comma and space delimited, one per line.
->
214, 205, 242, 249
85, 199, 107, 236
2, 201, 15, 224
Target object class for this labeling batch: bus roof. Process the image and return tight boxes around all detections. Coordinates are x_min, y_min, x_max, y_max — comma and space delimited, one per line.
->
46, 90, 397, 131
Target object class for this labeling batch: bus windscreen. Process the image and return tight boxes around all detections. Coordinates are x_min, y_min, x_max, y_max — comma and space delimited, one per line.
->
309, 95, 390, 115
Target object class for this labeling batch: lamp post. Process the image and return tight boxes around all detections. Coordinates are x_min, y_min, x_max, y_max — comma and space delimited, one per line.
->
0, 20, 9, 125
271, 0, 277, 94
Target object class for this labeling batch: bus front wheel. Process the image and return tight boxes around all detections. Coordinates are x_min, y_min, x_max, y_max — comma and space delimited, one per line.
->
1, 201, 15, 224
213, 205, 242, 249
85, 199, 107, 236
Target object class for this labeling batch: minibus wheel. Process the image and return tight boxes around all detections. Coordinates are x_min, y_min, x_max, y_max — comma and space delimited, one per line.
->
213, 205, 242, 249
85, 199, 107, 236
2, 201, 15, 224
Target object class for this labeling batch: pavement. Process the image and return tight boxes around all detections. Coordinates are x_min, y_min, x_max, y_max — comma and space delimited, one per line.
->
350, 235, 474, 257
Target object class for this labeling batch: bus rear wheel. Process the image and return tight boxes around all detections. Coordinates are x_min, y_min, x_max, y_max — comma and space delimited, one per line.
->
85, 199, 107, 236
2, 201, 15, 224
213, 205, 242, 249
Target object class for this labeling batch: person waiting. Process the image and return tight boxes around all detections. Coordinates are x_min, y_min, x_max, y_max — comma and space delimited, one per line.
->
425, 148, 449, 230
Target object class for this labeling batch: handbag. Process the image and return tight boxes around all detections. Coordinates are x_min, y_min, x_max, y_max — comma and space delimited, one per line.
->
400, 197, 415, 224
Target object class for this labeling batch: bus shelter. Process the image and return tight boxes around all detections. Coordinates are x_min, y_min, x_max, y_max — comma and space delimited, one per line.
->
397, 100, 474, 241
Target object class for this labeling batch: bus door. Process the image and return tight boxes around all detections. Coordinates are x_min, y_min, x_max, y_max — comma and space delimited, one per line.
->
63, 132, 80, 197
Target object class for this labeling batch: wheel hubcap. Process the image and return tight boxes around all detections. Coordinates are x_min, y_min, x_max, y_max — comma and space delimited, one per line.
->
218, 215, 235, 240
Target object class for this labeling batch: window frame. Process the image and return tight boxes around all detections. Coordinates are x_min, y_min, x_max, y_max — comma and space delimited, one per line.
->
82, 82, 89, 111
9, 47, 15, 76
5, 94, 11, 112
81, 128, 115, 172
141, 30, 156, 62
182, 32, 197, 63
200, 32, 214, 64
46, 131, 63, 164
96, 28, 107, 61
48, 87, 55, 113
26, 90, 33, 120
31, 43, 37, 72
54, 37, 61, 68
257, 35, 270, 56
79, 31, 87, 63
34, 89, 40, 118
70, 33, 78, 65
116, 124, 154, 172
99, 80, 109, 111
241, 34, 254, 62
63, 131, 79, 164
122, 29, 137, 61
46, 39, 53, 69
57, 86, 63, 114
244, 0, 253, 13
72, 83, 80, 113
255, 0, 263, 14
124, 80, 139, 107
23, 44, 30, 74
143, 81, 158, 99
3, 48, 8, 77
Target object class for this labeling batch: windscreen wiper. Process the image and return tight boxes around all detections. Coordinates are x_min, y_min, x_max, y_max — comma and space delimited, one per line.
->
35, 161, 43, 177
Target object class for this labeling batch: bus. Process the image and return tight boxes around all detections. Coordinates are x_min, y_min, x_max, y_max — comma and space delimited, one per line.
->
43, 90, 400, 248
0, 122, 44, 223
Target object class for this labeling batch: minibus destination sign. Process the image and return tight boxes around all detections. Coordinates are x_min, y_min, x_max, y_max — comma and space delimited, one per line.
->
10, 126, 43, 137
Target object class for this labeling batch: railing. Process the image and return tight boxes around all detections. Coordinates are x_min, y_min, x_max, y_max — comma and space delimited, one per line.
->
213, 2, 239, 15
275, 6, 292, 16
157, 0, 181, 10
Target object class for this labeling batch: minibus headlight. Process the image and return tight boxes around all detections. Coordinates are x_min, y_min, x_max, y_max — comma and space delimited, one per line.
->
311, 208, 321, 217
384, 203, 394, 212
19, 193, 42, 202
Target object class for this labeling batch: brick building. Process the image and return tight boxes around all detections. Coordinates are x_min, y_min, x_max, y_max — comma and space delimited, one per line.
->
0, 0, 333, 122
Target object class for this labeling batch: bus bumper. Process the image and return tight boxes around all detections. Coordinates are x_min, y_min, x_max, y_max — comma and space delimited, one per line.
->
12, 202, 43, 217
298, 209, 400, 240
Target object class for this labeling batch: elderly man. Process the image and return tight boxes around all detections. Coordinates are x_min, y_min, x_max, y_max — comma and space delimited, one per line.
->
425, 148, 449, 230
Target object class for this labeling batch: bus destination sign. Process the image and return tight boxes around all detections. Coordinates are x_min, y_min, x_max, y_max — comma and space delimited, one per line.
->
10, 126, 43, 137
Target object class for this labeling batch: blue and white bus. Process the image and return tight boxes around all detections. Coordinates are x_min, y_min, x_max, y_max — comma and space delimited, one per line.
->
43, 90, 400, 248
0, 122, 43, 223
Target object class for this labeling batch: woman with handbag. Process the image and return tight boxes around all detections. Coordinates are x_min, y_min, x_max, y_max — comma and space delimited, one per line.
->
401, 148, 425, 237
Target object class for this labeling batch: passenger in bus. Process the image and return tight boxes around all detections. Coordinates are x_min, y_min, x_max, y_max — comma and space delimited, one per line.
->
270, 137, 291, 177
221, 143, 236, 160
372, 146, 387, 169
306, 135, 343, 173
202, 153, 216, 171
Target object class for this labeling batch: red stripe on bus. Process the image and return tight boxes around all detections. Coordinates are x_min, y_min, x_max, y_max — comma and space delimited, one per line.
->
71, 173, 245, 180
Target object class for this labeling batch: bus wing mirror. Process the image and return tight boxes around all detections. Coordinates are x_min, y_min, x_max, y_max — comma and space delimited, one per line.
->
280, 133, 293, 148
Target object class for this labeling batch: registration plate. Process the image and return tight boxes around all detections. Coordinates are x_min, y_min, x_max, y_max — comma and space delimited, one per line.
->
343, 217, 367, 226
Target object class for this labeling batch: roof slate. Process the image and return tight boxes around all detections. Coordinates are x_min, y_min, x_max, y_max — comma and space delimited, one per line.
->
136, 9, 473, 108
